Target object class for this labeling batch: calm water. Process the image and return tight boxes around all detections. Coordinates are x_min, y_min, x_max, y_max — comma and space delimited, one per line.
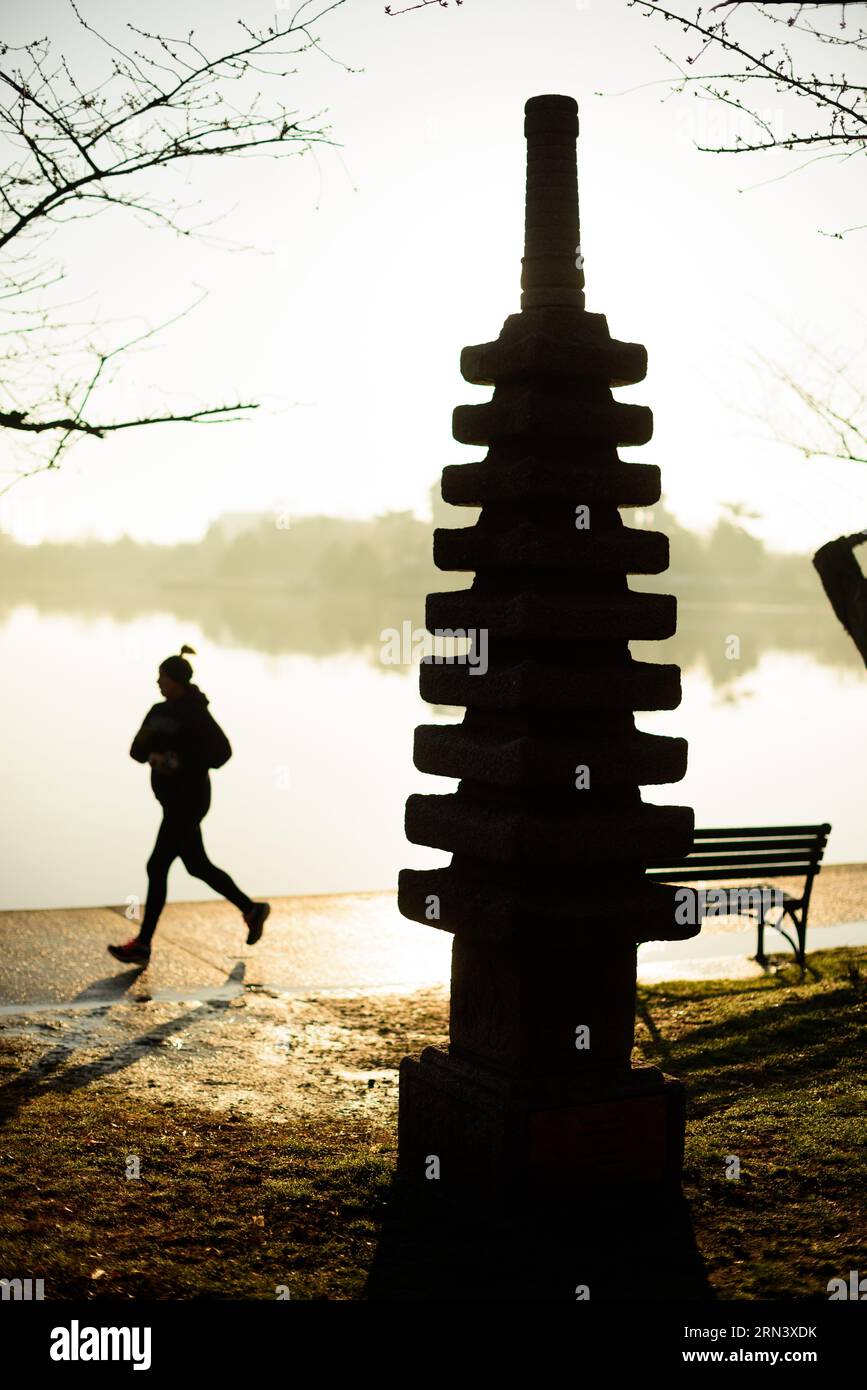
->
2, 591, 865, 911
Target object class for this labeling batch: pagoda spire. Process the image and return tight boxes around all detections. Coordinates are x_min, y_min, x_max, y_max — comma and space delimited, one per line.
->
521, 94, 584, 310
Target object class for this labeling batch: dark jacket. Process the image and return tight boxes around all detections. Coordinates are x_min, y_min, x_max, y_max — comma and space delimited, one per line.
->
130, 685, 232, 807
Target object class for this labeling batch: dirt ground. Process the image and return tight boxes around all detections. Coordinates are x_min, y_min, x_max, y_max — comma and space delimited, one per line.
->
1, 984, 450, 1127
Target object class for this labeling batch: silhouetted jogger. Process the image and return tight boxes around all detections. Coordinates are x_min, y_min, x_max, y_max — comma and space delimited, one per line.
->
109, 646, 270, 966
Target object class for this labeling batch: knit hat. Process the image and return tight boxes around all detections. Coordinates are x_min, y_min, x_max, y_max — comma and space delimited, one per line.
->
159, 645, 196, 685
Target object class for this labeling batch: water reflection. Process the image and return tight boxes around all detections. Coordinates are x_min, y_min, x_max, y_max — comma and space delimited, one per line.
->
1, 585, 859, 696
2, 589, 864, 911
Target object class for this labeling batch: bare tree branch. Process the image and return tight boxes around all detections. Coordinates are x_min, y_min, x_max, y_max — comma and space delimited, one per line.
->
0, 0, 351, 485
625, 2, 866, 188
754, 339, 867, 467
385, 1, 458, 15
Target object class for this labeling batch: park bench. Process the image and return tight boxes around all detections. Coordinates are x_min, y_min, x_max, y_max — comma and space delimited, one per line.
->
646, 823, 832, 966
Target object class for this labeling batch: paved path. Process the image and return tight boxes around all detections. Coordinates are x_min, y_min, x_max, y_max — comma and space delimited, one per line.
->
1, 888, 865, 1126
0, 895, 451, 1126
0, 893, 450, 1008
3, 872, 867, 1009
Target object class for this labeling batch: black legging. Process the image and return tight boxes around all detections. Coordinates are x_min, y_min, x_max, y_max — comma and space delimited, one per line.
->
139, 788, 253, 945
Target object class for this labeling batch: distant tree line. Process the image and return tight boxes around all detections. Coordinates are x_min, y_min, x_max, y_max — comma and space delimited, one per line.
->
0, 488, 821, 601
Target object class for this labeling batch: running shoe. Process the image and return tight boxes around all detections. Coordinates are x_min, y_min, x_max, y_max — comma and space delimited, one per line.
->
244, 902, 271, 946
108, 938, 151, 966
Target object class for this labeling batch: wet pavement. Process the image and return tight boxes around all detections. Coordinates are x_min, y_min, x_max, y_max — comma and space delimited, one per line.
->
1, 886, 865, 1125
0, 894, 449, 1125
0, 893, 450, 1005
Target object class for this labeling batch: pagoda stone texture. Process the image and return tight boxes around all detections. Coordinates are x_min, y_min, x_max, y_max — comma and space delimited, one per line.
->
396, 95, 698, 1207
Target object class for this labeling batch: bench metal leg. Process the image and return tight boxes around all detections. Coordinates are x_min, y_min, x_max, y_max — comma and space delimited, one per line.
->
757, 904, 805, 967
791, 912, 807, 967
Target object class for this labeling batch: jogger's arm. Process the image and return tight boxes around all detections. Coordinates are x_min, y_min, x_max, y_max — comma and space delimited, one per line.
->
130, 711, 159, 763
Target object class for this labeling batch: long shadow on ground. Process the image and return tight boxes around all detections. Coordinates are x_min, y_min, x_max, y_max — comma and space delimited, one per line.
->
365, 1180, 711, 1301
366, 954, 867, 1300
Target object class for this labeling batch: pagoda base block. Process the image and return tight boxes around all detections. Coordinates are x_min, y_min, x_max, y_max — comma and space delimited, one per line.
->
397, 1046, 684, 1218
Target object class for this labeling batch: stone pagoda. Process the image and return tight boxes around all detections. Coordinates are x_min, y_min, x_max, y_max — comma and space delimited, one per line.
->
397, 95, 697, 1208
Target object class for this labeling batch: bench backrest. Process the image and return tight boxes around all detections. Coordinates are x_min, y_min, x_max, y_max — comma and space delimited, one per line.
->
646, 824, 831, 882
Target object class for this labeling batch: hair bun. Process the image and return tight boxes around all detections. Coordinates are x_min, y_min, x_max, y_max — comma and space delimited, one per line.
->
180, 644, 196, 657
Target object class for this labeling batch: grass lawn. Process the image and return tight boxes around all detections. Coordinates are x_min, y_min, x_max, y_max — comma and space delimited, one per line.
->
0, 947, 864, 1300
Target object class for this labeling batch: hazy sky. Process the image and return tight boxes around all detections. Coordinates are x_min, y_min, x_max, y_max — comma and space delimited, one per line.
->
1, 0, 866, 551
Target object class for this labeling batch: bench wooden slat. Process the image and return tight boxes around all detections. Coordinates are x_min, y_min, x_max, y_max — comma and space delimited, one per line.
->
705, 886, 800, 904
646, 864, 820, 882
653, 849, 822, 870
685, 837, 826, 855
692, 824, 830, 839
